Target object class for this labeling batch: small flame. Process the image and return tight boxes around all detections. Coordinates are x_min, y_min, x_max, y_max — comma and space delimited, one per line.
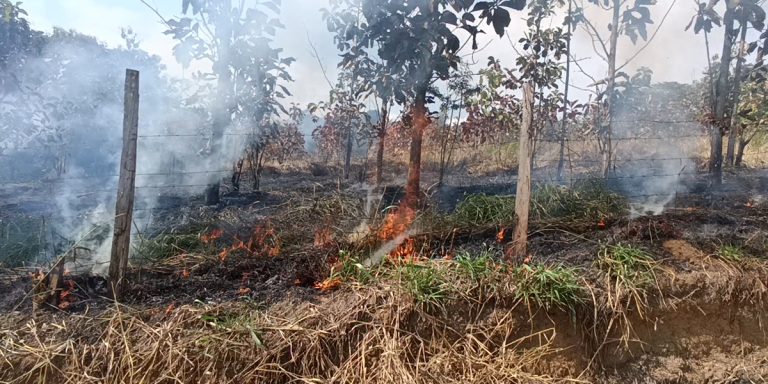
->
238, 286, 252, 295
496, 228, 506, 243
218, 248, 230, 262
597, 218, 606, 230
314, 277, 342, 292
390, 237, 418, 262
201, 228, 224, 244
268, 244, 281, 257
181, 268, 190, 279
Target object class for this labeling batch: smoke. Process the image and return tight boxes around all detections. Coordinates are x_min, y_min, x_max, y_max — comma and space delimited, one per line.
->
0, 29, 253, 272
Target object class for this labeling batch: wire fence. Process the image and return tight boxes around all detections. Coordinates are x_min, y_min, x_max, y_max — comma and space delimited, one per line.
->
1, 120, 767, 272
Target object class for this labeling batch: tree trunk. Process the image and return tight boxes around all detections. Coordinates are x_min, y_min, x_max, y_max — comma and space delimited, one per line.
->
735, 136, 749, 167
207, 18, 234, 206
343, 124, 353, 179
711, 2, 736, 184
557, 0, 573, 183
510, 84, 535, 261
725, 13, 748, 166
405, 85, 429, 209
375, 103, 388, 187
602, 0, 620, 178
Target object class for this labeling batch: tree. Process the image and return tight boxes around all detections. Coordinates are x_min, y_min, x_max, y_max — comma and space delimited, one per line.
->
328, 0, 525, 208
726, 1, 765, 166
735, 75, 768, 166
688, 0, 765, 181
309, 72, 372, 173
239, 103, 306, 191
165, 0, 294, 201
573, 0, 657, 176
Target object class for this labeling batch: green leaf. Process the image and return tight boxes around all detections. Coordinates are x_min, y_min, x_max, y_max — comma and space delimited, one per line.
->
492, 8, 511, 37
500, 0, 526, 11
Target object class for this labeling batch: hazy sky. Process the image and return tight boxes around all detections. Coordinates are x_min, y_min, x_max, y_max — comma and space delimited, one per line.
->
22, 0, 747, 106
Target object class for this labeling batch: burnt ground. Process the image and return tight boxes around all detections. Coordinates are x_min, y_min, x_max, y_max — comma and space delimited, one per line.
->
2, 169, 766, 312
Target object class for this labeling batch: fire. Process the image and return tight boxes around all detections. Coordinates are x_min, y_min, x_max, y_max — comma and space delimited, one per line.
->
181, 268, 190, 279
201, 228, 224, 244
379, 206, 416, 241
390, 237, 419, 263
238, 286, 252, 295
745, 201, 755, 208
314, 277, 342, 292
218, 248, 230, 262
58, 279, 77, 310
597, 218, 606, 230
496, 228, 506, 243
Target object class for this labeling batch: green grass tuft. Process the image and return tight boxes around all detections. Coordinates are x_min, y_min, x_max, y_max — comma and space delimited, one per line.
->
532, 179, 627, 222
597, 243, 657, 289
454, 250, 496, 282
398, 263, 450, 306
718, 245, 745, 263
451, 195, 516, 227
333, 250, 373, 284
132, 232, 209, 262
513, 263, 585, 311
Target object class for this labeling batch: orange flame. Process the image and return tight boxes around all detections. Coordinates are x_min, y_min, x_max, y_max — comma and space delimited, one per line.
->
268, 243, 281, 257
201, 228, 224, 244
496, 228, 506, 243
181, 268, 190, 279
218, 248, 230, 262
390, 237, 419, 263
238, 286, 252, 295
314, 277, 342, 292
379, 207, 416, 241
597, 218, 606, 230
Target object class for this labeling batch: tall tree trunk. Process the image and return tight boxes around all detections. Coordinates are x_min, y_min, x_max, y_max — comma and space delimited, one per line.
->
601, 0, 621, 177
726, 12, 748, 166
735, 136, 749, 167
557, 0, 573, 182
711, 2, 737, 185
206, 17, 233, 205
343, 124, 353, 179
375, 103, 388, 187
405, 84, 429, 209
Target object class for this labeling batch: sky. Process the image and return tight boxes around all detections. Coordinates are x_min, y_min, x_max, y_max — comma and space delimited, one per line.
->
21, 0, 748, 107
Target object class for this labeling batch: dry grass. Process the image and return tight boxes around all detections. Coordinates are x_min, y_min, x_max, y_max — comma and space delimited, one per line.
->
2, 253, 768, 384
0, 279, 568, 384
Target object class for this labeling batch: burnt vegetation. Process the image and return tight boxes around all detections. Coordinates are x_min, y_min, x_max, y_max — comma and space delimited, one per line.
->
1, 0, 768, 383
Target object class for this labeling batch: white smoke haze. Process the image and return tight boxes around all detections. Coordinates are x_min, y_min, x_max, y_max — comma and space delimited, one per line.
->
4, 0, 761, 272
0, 26, 260, 271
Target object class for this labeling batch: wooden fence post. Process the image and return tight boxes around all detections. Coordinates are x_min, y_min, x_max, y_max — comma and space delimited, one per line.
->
510, 83, 535, 261
109, 69, 140, 300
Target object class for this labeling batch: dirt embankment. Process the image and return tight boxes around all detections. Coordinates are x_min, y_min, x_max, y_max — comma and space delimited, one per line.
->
1, 253, 766, 384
